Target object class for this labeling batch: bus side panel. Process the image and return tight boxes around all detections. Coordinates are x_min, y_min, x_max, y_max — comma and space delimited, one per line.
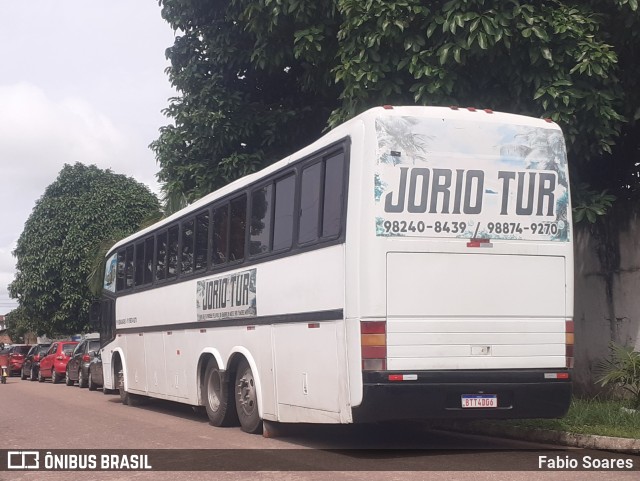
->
164, 330, 188, 399
273, 320, 343, 422
126, 333, 147, 394
145, 331, 167, 395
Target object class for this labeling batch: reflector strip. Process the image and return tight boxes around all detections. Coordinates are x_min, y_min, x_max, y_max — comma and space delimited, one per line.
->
467, 238, 493, 248
544, 372, 570, 380
389, 374, 418, 381
308, 323, 320, 329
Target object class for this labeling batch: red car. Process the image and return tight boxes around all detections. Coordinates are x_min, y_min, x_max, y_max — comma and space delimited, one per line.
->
0, 345, 32, 375
38, 341, 79, 383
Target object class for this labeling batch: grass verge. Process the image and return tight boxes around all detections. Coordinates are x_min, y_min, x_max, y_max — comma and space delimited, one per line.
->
478, 398, 640, 439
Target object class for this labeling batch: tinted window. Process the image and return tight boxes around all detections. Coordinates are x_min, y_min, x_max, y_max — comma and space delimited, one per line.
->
250, 185, 273, 256
124, 245, 134, 289
273, 175, 295, 251
134, 240, 145, 286
212, 205, 229, 265
181, 219, 194, 275
322, 152, 345, 238
155, 231, 167, 281
195, 212, 209, 271
144, 237, 154, 284
229, 196, 247, 261
116, 250, 126, 291
62, 344, 76, 356
299, 162, 322, 244
88, 340, 100, 352
167, 225, 179, 279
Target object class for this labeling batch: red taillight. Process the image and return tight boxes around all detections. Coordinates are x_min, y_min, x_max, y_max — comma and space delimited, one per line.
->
82, 354, 91, 362
565, 319, 574, 368
362, 320, 387, 371
34, 355, 40, 361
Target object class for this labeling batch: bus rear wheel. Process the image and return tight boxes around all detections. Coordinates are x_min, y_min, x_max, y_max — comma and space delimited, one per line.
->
118, 369, 144, 407
234, 359, 262, 434
203, 361, 237, 427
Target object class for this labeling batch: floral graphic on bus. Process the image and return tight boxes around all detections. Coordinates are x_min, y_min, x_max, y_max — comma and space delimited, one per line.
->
374, 116, 570, 242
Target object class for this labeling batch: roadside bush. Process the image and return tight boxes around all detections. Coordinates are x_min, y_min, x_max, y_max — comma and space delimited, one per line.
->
597, 342, 640, 409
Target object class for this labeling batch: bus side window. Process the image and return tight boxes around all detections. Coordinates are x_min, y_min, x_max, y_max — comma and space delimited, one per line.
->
144, 237, 154, 284
212, 205, 229, 266
229, 196, 247, 262
125, 245, 134, 289
181, 219, 194, 275
273, 174, 295, 251
250, 185, 273, 256
299, 162, 322, 244
194, 211, 209, 271
116, 249, 126, 291
167, 225, 179, 279
155, 231, 168, 281
134, 240, 145, 286
322, 152, 345, 238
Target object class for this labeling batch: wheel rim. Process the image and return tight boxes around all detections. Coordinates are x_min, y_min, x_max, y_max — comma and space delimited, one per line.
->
236, 367, 257, 417
207, 370, 222, 413
79, 370, 83, 384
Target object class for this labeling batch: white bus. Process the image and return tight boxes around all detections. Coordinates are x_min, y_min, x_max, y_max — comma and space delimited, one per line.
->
95, 106, 574, 434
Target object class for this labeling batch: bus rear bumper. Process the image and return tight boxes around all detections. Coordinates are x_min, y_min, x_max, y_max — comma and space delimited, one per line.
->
353, 369, 572, 423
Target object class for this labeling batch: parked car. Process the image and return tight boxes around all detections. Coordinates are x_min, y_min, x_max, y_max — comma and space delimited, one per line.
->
65, 338, 100, 387
88, 350, 104, 391
0, 345, 32, 376
38, 341, 78, 383
20, 343, 51, 381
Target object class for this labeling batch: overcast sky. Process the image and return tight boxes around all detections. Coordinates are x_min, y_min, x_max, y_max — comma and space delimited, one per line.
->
0, 2, 176, 314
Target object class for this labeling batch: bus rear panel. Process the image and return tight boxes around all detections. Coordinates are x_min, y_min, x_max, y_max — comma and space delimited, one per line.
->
353, 107, 572, 421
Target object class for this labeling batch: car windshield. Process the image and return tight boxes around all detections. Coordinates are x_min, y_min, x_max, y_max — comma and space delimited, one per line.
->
62, 344, 76, 356
38, 347, 50, 355
13, 346, 31, 355
88, 340, 100, 352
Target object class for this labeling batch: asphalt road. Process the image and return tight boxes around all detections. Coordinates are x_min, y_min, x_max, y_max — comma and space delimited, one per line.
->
1, 375, 638, 481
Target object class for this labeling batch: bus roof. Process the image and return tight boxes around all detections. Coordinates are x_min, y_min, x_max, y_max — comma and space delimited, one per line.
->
107, 106, 560, 255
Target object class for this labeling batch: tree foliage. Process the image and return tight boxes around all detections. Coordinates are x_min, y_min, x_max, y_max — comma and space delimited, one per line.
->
154, 0, 640, 216
9, 163, 161, 336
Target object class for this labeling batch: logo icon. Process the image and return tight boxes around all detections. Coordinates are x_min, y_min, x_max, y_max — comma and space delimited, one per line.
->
7, 451, 40, 470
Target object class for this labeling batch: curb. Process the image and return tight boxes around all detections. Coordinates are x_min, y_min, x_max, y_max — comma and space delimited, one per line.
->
441, 423, 640, 454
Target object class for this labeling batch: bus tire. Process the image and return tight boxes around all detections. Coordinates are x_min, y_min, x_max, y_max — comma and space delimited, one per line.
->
203, 361, 238, 427
234, 359, 262, 434
117, 369, 130, 405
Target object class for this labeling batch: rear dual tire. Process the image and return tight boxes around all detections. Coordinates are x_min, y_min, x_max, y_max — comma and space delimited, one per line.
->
203, 362, 238, 427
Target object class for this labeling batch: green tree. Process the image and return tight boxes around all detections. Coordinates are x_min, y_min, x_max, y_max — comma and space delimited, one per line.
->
152, 0, 341, 202
154, 0, 640, 217
4, 306, 31, 344
8, 163, 161, 336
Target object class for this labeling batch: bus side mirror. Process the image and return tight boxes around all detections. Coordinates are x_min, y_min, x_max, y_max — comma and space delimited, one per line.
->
89, 301, 101, 328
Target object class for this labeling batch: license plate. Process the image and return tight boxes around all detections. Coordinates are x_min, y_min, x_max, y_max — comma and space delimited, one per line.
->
461, 394, 498, 408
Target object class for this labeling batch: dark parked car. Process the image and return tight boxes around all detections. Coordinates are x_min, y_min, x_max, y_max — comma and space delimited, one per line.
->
21, 343, 51, 381
88, 350, 105, 391
38, 341, 78, 383
0, 345, 32, 376
65, 338, 100, 388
